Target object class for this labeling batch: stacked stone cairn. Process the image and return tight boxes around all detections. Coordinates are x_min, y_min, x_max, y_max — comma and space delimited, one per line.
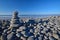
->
7, 11, 20, 40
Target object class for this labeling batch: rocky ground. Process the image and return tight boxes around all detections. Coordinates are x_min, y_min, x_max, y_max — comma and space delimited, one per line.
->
0, 16, 60, 40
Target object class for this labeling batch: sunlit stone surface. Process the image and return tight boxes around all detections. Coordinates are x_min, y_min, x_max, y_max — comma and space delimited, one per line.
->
0, 12, 60, 40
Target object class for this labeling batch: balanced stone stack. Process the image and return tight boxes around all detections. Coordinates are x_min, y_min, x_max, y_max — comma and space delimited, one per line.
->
9, 11, 20, 31
7, 11, 20, 40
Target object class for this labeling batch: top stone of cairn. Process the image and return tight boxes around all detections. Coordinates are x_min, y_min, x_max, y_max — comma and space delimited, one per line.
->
13, 11, 19, 19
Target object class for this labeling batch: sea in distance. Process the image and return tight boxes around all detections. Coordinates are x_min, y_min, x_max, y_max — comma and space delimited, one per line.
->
0, 15, 59, 20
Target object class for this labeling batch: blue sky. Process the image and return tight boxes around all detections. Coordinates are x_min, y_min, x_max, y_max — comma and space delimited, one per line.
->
0, 0, 60, 15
